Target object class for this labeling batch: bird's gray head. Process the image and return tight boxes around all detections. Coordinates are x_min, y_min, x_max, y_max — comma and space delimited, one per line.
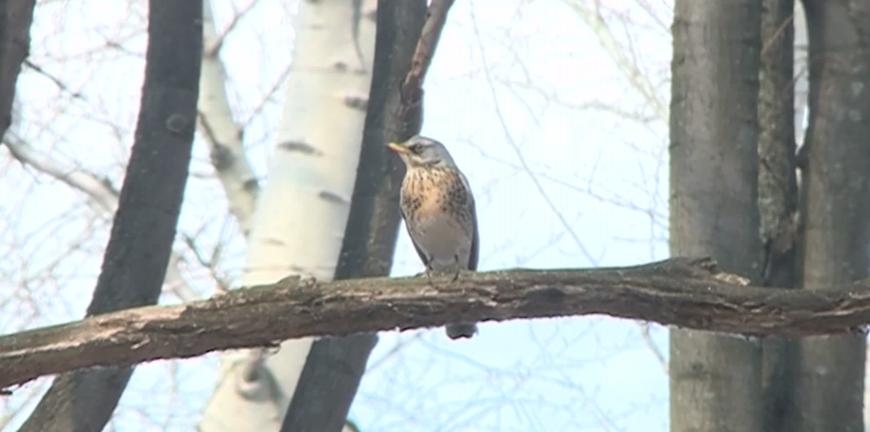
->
388, 135, 456, 168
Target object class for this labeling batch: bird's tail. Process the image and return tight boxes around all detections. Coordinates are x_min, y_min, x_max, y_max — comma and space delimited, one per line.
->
446, 323, 478, 339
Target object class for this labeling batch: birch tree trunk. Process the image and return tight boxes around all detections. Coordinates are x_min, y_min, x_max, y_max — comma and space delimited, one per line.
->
199, 1, 376, 430
669, 2, 764, 431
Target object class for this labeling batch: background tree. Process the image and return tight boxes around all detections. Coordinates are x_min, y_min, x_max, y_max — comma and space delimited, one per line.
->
670, 1, 870, 431
669, 2, 764, 431
758, 0, 799, 430
788, 1, 870, 430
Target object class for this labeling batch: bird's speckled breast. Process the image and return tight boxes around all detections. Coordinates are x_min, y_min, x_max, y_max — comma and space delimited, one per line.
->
401, 166, 474, 272
401, 167, 470, 222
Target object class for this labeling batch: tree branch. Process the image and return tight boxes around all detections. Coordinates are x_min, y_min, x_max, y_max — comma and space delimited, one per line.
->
4, 132, 120, 213
4, 257, 870, 392
198, 0, 259, 236
395, 0, 454, 139
4, 127, 202, 304
401, 0, 453, 98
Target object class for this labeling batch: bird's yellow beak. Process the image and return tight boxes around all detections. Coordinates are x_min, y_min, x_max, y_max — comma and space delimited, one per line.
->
387, 142, 410, 154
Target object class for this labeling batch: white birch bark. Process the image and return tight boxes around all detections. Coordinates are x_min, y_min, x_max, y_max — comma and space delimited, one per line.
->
199, 1, 376, 430
198, 2, 259, 236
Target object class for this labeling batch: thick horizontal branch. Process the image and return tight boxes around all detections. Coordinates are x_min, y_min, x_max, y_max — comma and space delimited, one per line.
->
3, 257, 870, 391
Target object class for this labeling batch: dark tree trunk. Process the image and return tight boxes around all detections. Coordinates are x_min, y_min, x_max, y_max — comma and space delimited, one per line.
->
789, 1, 870, 431
669, 2, 764, 431
279, 2, 427, 431
757, 1, 799, 430
19, 2, 203, 431
0, 0, 35, 139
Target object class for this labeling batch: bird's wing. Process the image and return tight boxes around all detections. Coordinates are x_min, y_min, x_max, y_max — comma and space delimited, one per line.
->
460, 171, 479, 271
468, 201, 479, 271
401, 205, 431, 269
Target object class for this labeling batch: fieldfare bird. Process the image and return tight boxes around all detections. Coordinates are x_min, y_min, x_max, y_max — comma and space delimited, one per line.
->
388, 136, 479, 339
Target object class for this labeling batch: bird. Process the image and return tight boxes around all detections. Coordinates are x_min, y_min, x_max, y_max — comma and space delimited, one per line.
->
388, 135, 479, 339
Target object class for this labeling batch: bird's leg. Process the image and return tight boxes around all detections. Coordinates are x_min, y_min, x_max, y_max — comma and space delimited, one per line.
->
422, 263, 436, 285
451, 254, 461, 281
412, 263, 434, 281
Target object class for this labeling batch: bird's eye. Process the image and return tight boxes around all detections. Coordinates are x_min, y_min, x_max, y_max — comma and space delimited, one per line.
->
408, 144, 421, 153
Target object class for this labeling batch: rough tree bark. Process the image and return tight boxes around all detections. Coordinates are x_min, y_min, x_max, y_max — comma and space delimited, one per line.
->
0, 0, 35, 140
669, 2, 764, 431
16, 2, 203, 430
758, 1, 799, 430
788, 1, 870, 431
279, 1, 427, 431
10, 257, 870, 391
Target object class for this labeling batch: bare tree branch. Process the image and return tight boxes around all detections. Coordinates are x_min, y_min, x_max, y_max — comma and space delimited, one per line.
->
396, 0, 455, 139
3, 133, 203, 302
568, 0, 667, 122
4, 257, 870, 392
199, 0, 259, 236
22, 59, 85, 100
401, 0, 453, 102
469, 7, 599, 264
4, 132, 119, 212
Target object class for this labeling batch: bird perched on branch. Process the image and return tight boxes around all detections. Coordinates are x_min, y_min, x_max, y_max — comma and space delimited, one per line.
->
388, 136, 479, 339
